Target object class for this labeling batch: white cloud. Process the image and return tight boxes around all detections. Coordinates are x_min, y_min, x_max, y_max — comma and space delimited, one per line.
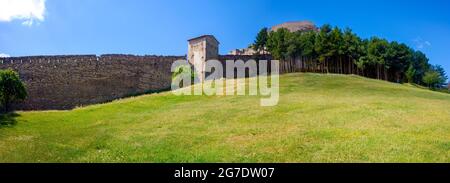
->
413, 37, 431, 50
0, 53, 10, 58
22, 19, 35, 26
0, 0, 46, 26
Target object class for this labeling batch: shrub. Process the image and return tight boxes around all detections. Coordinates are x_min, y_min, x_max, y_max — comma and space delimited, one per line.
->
422, 71, 441, 89
0, 69, 27, 113
172, 65, 197, 87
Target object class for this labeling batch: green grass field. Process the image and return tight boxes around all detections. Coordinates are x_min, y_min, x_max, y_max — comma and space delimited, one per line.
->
0, 73, 449, 162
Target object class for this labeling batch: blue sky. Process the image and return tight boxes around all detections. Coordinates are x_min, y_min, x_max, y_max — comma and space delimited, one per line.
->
0, 0, 449, 76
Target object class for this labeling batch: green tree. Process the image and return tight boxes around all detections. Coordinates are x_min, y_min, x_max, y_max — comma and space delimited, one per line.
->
0, 69, 27, 113
330, 27, 345, 73
172, 65, 196, 86
367, 37, 389, 80
286, 31, 300, 60
405, 65, 416, 83
386, 42, 412, 82
430, 65, 448, 88
267, 28, 290, 60
356, 39, 370, 76
299, 31, 317, 72
423, 70, 442, 89
342, 28, 362, 74
314, 24, 333, 72
253, 28, 269, 54
410, 51, 430, 84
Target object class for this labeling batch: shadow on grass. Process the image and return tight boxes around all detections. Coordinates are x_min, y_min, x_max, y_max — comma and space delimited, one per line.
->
0, 113, 19, 128
124, 87, 172, 98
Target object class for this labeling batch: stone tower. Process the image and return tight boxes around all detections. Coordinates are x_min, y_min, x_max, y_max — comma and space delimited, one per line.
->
188, 35, 219, 82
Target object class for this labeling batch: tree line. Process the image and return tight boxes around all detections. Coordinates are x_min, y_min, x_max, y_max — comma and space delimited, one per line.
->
252, 24, 448, 89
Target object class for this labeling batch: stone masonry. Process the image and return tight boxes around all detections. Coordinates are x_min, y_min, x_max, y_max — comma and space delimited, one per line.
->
0, 54, 184, 110
0, 35, 272, 110
188, 35, 219, 82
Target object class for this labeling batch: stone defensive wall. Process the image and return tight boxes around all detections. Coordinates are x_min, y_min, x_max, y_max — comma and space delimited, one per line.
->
0, 54, 274, 110
0, 54, 184, 110
218, 55, 275, 77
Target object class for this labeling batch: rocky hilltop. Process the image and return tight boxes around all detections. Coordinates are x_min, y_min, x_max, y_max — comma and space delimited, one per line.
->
271, 20, 318, 32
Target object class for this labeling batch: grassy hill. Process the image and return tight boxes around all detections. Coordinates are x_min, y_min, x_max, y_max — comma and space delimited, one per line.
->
0, 73, 449, 162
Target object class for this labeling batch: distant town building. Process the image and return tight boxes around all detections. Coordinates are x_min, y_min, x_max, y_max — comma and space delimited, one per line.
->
271, 20, 318, 32
187, 35, 219, 81
228, 47, 265, 56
